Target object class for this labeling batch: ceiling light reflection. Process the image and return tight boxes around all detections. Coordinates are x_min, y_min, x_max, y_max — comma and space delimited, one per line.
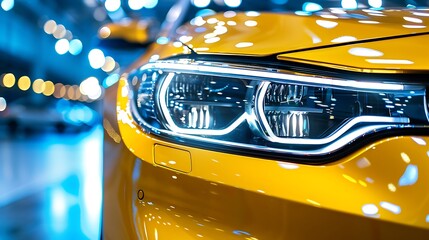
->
245, 11, 260, 17
316, 20, 338, 29
320, 14, 339, 19
366, 59, 414, 64
400, 152, 411, 163
387, 183, 397, 192
356, 157, 371, 168
223, 11, 236, 18
402, 25, 426, 29
412, 11, 429, 17
403, 16, 423, 23
411, 137, 426, 145
380, 201, 401, 214
349, 47, 383, 57
399, 164, 418, 186
358, 20, 380, 24
278, 163, 299, 170
331, 36, 357, 43
205, 37, 220, 43
235, 42, 253, 48
362, 204, 379, 216
244, 20, 257, 27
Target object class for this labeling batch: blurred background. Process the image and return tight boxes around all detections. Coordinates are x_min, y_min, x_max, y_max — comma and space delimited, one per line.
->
0, 0, 425, 239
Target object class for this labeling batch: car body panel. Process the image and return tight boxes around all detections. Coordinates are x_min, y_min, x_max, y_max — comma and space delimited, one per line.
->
103, 7, 429, 240
278, 34, 429, 73
102, 78, 429, 239
173, 9, 429, 56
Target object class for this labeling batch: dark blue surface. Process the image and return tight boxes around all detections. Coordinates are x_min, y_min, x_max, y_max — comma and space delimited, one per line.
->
0, 126, 102, 240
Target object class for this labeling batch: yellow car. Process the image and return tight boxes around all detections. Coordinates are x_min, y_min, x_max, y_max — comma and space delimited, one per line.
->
102, 1, 429, 239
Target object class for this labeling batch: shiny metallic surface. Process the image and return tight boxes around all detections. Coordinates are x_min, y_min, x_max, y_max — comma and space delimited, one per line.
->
171, 9, 429, 57
103, 5, 429, 240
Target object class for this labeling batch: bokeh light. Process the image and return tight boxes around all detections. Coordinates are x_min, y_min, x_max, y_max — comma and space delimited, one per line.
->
105, 0, 121, 12
88, 49, 105, 69
0, 97, 6, 111
192, 0, 211, 8
94, 6, 107, 21
145, 0, 158, 9
32, 79, 46, 94
102, 56, 116, 72
18, 76, 31, 91
44, 20, 57, 34
2, 73, 15, 88
128, 0, 145, 10
69, 39, 83, 55
80, 77, 102, 100
67, 86, 75, 100
64, 30, 73, 40
53, 24, 66, 39
302, 2, 323, 12
224, 0, 241, 8
59, 85, 67, 98
55, 39, 70, 55
53, 83, 64, 98
368, 0, 383, 8
43, 81, 55, 96
1, 0, 14, 11
98, 26, 111, 39
74, 85, 82, 100
341, 0, 358, 9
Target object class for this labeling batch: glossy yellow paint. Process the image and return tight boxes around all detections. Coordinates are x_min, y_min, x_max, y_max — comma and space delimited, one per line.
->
174, 9, 429, 56
278, 34, 429, 73
154, 144, 192, 173
103, 7, 429, 240
102, 76, 429, 239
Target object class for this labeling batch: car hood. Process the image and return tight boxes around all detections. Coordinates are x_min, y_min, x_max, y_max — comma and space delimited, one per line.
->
173, 8, 429, 56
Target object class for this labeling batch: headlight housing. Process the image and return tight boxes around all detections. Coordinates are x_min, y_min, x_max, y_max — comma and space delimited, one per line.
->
129, 60, 428, 163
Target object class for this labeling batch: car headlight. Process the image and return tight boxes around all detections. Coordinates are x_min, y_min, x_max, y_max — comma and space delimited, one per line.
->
129, 59, 428, 163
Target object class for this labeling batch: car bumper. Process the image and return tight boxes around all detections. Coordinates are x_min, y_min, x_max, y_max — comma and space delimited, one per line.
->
102, 78, 429, 239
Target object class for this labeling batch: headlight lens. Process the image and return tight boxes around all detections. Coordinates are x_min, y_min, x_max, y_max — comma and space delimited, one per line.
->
131, 60, 428, 161
159, 73, 247, 134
